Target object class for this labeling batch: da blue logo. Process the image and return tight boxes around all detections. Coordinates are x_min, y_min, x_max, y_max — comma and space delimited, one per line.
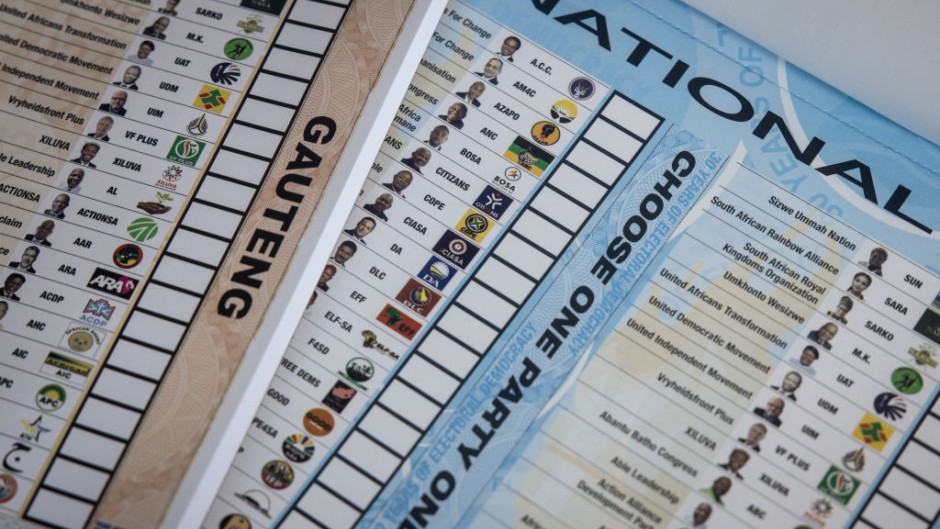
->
417, 258, 456, 291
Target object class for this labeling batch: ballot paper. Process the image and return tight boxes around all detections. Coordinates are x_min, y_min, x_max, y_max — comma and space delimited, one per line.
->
206, 1, 940, 528
0, 0, 441, 527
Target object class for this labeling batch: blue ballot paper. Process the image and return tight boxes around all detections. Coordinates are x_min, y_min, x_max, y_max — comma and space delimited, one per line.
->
205, 2, 940, 528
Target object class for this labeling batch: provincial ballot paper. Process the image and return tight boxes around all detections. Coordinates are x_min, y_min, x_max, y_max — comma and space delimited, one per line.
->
207, 1, 940, 529
0, 0, 442, 527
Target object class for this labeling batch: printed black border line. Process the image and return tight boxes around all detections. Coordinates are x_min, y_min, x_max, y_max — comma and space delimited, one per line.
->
281, 91, 664, 528
853, 389, 940, 528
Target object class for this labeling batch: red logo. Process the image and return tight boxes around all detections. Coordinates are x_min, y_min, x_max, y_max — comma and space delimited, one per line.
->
376, 304, 422, 340
395, 279, 441, 316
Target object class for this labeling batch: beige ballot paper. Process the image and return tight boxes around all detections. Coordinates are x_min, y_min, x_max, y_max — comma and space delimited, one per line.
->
207, 1, 940, 529
0, 0, 445, 527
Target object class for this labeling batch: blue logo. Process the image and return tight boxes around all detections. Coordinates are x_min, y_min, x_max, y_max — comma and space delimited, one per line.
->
418, 257, 457, 290
473, 185, 513, 220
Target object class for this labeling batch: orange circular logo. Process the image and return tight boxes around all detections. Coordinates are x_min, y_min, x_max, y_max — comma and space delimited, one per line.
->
531, 120, 560, 146
303, 408, 335, 436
